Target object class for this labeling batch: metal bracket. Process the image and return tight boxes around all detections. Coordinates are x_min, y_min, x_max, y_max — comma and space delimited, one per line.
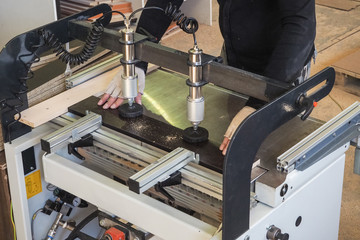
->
128, 147, 197, 194
277, 101, 360, 173
41, 112, 102, 154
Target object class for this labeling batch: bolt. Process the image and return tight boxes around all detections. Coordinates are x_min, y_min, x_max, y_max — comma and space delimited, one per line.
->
302, 155, 306, 159
266, 225, 274, 231
99, 219, 106, 227
30, 167, 34, 170
333, 133, 337, 137
244, 235, 250, 240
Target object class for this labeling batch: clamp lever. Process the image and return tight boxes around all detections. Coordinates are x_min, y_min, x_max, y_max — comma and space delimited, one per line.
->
154, 171, 182, 202
297, 93, 316, 121
68, 134, 93, 160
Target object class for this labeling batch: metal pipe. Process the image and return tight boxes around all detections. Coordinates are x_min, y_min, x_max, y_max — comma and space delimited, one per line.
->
120, 28, 137, 103
45, 212, 63, 240
187, 46, 204, 129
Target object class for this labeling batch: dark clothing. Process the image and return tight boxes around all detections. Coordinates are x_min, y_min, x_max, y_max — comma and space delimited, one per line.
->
136, 0, 183, 43
135, 0, 183, 72
137, 0, 316, 84
218, 0, 316, 83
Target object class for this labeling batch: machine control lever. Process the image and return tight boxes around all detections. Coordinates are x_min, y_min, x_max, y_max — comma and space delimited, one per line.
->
266, 225, 289, 240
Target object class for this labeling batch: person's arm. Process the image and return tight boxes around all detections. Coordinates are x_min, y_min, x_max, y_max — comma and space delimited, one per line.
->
98, 0, 184, 109
264, 0, 316, 83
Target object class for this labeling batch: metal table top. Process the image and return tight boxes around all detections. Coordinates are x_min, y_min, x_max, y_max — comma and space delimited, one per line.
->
69, 69, 323, 174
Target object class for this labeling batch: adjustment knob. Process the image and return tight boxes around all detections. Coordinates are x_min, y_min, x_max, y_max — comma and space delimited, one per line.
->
266, 225, 289, 240
276, 232, 289, 240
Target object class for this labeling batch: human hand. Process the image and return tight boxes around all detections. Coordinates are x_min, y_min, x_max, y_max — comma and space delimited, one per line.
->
219, 106, 256, 155
97, 67, 146, 109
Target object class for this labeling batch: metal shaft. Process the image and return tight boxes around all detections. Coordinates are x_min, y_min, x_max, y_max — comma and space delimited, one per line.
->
187, 46, 204, 129
45, 212, 63, 240
120, 28, 137, 105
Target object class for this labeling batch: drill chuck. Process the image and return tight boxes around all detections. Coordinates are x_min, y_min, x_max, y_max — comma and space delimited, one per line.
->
121, 74, 138, 99
187, 96, 204, 126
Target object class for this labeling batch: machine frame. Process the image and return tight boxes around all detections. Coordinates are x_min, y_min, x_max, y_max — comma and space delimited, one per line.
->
2, 4, 356, 240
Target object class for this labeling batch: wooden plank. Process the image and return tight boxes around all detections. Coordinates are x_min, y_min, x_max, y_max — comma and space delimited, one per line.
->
28, 49, 110, 92
316, 0, 359, 11
0, 152, 13, 240
17, 67, 120, 128
332, 49, 360, 78
66, 0, 99, 7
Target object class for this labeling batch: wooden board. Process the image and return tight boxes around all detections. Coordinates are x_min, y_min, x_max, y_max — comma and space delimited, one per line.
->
332, 49, 360, 78
17, 66, 120, 128
316, 0, 360, 11
0, 151, 13, 240
60, 0, 132, 17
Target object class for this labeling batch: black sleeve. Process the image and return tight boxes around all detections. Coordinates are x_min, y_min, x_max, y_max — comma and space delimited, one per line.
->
135, 0, 184, 72
263, 0, 316, 82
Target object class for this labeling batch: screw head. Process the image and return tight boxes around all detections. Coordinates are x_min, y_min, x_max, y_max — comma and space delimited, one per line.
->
244, 235, 250, 240
99, 219, 106, 227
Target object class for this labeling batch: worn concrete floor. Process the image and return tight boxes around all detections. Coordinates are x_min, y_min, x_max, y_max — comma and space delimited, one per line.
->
160, 1, 360, 239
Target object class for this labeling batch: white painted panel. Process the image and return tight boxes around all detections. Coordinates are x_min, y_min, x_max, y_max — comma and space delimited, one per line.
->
0, 0, 57, 48
180, 0, 212, 26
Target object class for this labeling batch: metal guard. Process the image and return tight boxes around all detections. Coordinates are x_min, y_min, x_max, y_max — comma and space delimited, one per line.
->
222, 67, 335, 240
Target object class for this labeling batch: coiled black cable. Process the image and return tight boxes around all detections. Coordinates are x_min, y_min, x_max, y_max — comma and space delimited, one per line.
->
163, 3, 198, 45
163, 3, 198, 35
129, 3, 199, 45
40, 20, 104, 65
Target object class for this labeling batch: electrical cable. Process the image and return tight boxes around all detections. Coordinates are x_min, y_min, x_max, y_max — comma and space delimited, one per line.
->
40, 19, 104, 65
10, 201, 16, 240
128, 4, 199, 45
328, 94, 344, 111
31, 208, 43, 240
163, 3, 198, 45
128, 6, 164, 20
5, 5, 199, 142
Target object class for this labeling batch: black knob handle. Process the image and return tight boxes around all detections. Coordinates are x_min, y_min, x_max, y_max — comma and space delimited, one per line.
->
296, 93, 315, 121
266, 225, 289, 240
276, 232, 289, 240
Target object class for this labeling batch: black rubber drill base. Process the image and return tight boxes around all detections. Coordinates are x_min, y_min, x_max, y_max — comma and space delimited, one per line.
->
183, 127, 209, 143
118, 103, 143, 118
